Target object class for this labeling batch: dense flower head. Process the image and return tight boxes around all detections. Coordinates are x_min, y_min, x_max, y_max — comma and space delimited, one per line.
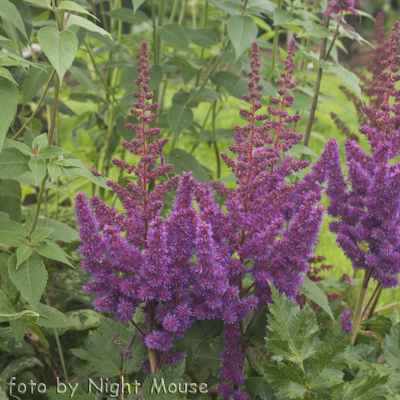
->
324, 0, 362, 18
341, 310, 352, 333
323, 22, 400, 289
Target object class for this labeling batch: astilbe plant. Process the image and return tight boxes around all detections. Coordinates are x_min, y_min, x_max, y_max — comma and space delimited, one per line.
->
322, 21, 400, 344
74, 42, 236, 375
206, 40, 338, 399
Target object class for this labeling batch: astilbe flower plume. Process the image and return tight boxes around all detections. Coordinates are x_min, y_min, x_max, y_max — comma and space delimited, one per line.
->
74, 41, 232, 374
208, 40, 331, 398
325, 22, 400, 290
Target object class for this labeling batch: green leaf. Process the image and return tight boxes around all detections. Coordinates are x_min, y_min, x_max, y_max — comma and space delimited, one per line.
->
38, 145, 69, 159
102, 8, 147, 23
183, 26, 218, 47
211, 70, 240, 93
0, 149, 29, 178
16, 244, 33, 268
0, 66, 18, 85
66, 14, 112, 39
168, 104, 194, 139
157, 23, 190, 50
22, 63, 52, 105
0, 220, 27, 235
47, 162, 62, 180
306, 337, 347, 394
132, 0, 146, 12
29, 158, 47, 186
297, 27, 332, 39
59, 1, 97, 19
321, 60, 362, 100
3, 138, 34, 156
0, 289, 39, 323
0, 357, 43, 385
31, 227, 54, 242
246, 0, 276, 14
384, 322, 400, 371
148, 64, 163, 91
165, 148, 210, 183
227, 15, 258, 60
0, 77, 18, 151
341, 373, 389, 400
35, 218, 78, 242
168, 56, 202, 73
189, 87, 220, 101
36, 239, 74, 267
0, 52, 42, 68
263, 362, 306, 398
23, 0, 50, 7
0, 231, 26, 247
245, 377, 275, 400
57, 309, 102, 334
38, 26, 78, 81
0, 0, 28, 39
0, 184, 20, 198
266, 285, 319, 364
34, 303, 70, 328
273, 8, 292, 25
10, 320, 28, 342
69, 65, 104, 98
32, 132, 48, 151
205, 0, 237, 15
8, 253, 48, 306
299, 276, 335, 320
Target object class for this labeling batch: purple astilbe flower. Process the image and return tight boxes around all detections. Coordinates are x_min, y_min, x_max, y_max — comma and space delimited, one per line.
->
207, 40, 328, 397
325, 22, 400, 290
341, 310, 352, 333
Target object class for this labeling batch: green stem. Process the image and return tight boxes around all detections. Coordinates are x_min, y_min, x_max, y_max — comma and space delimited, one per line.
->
84, 41, 126, 115
98, 0, 109, 33
178, 0, 187, 25
12, 70, 56, 140
303, 15, 330, 147
195, 1, 208, 87
350, 268, 373, 345
211, 100, 220, 179
45, 297, 68, 382
367, 285, 383, 319
270, 0, 282, 78
169, 0, 180, 23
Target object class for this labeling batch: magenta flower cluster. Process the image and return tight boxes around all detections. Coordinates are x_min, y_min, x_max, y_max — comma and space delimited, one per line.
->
324, 22, 400, 289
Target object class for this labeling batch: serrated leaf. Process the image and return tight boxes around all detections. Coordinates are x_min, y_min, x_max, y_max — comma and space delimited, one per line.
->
168, 104, 193, 139
0, 66, 17, 85
341, 373, 389, 400
165, 148, 210, 183
35, 218, 78, 242
34, 303, 70, 328
227, 15, 258, 60
59, 1, 97, 19
384, 322, 400, 371
0, 0, 28, 39
299, 276, 334, 320
31, 227, 54, 243
0, 52, 42, 68
66, 14, 112, 39
321, 60, 362, 100
47, 162, 62, 180
22, 63, 52, 105
245, 377, 275, 400
38, 145, 69, 159
263, 362, 306, 398
266, 285, 319, 364
36, 239, 74, 267
0, 77, 18, 151
29, 158, 47, 186
246, 0, 276, 14
0, 289, 39, 323
3, 138, 34, 156
0, 220, 28, 235
183, 26, 218, 47
8, 253, 47, 306
157, 23, 190, 50
38, 26, 78, 81
16, 244, 33, 269
57, 309, 102, 334
0, 231, 26, 247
